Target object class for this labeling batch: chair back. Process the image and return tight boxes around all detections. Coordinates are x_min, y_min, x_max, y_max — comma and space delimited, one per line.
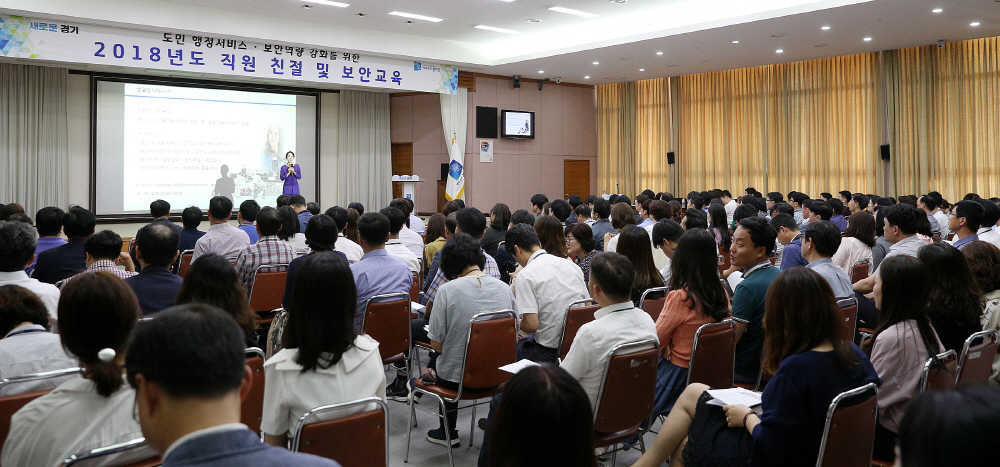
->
836, 297, 859, 342
850, 259, 870, 284
592, 340, 658, 435
638, 287, 669, 322
409, 273, 420, 303
176, 249, 194, 276
361, 293, 411, 364
0, 367, 82, 451
458, 310, 518, 391
814, 383, 879, 467
919, 349, 958, 392
955, 329, 999, 389
686, 320, 736, 389
290, 397, 388, 467
721, 279, 735, 301
931, 235, 941, 243
61, 438, 159, 467
241, 347, 266, 433
248, 265, 288, 313
717, 245, 731, 274
558, 299, 599, 360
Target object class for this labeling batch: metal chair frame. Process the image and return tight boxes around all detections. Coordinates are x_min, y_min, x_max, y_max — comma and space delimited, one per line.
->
289, 396, 389, 465
175, 249, 195, 276
850, 259, 871, 284
61, 437, 153, 466
918, 349, 958, 392
556, 298, 599, 362
837, 297, 859, 340
248, 263, 289, 310
243, 347, 265, 437
638, 286, 670, 321
361, 292, 412, 370
955, 329, 999, 387
685, 319, 736, 387
814, 382, 879, 467
591, 339, 659, 466
0, 367, 82, 392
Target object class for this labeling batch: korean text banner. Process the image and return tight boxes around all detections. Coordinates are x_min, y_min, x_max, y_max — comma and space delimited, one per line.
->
0, 15, 459, 94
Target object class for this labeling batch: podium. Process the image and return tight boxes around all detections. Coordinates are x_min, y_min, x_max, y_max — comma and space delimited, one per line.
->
391, 175, 424, 202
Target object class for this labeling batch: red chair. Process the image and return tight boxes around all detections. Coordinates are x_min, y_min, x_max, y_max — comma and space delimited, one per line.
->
955, 329, 999, 389
242, 347, 266, 434
61, 438, 160, 467
290, 397, 389, 467
249, 264, 288, 314
176, 249, 194, 277
919, 349, 958, 392
638, 286, 669, 322
409, 273, 421, 304
686, 320, 736, 389
718, 245, 731, 274
931, 235, 942, 243
837, 297, 859, 342
361, 292, 412, 366
814, 383, 879, 467
592, 339, 659, 464
557, 299, 600, 361
850, 259, 870, 284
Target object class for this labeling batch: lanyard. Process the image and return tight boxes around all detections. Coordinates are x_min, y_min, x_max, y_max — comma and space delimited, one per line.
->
5, 328, 47, 338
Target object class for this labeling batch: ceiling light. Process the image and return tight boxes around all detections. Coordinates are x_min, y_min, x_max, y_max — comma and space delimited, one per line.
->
527, 19, 541, 23
548, 6, 599, 18
863, 37, 872, 41
971, 22, 981, 27
475, 25, 521, 34
584, 75, 590, 79
932, 8, 943, 13
821, 26, 830, 30
593, 61, 599, 65
776, 49, 784, 53
656, 51, 663, 55
732, 40, 739, 44
500, 0, 515, 2
771, 33, 786, 37
610, 0, 627, 3
304, 0, 349, 7
388, 11, 443, 22
538, 70, 544, 73
302, 4, 312, 8
639, 68, 645, 71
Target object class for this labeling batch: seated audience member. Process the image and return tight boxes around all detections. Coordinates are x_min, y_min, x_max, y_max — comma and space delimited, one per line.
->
567, 195, 583, 225
62, 230, 137, 285
567, 223, 599, 284
32, 206, 95, 284
1, 273, 144, 467
276, 194, 291, 209
421, 234, 517, 446
896, 386, 1000, 467
131, 200, 180, 273
807, 200, 833, 223
603, 202, 638, 252
0, 203, 24, 220
325, 206, 363, 263
871, 208, 894, 270
423, 213, 449, 265
306, 202, 320, 216
261, 253, 385, 449
681, 208, 708, 231
974, 199, 1000, 248
390, 198, 426, 259
615, 225, 666, 306
765, 192, 784, 211
549, 199, 573, 226
918, 242, 984, 353
917, 195, 942, 238
832, 211, 875, 274
0, 285, 76, 396
442, 200, 461, 217
126, 305, 341, 467
802, 221, 854, 299
864, 256, 943, 462
288, 195, 312, 233
423, 208, 502, 309
637, 199, 654, 228
828, 199, 848, 231
575, 205, 594, 226
855, 202, 926, 293
177, 253, 259, 348
789, 192, 809, 226
280, 214, 346, 312
507, 224, 589, 363
403, 199, 425, 234
707, 204, 733, 251
277, 205, 310, 256
535, 215, 569, 259
771, 213, 806, 270
652, 219, 685, 283
237, 199, 261, 244
179, 206, 207, 252
25, 207, 66, 276
125, 223, 183, 315
381, 206, 421, 273
491, 209, 535, 284
350, 212, 413, 333
234, 207, 296, 295
949, 200, 982, 250
730, 217, 780, 384
192, 196, 251, 262
634, 267, 880, 467
481, 204, 509, 256
961, 241, 1000, 385
0, 221, 60, 319
589, 199, 617, 250
348, 201, 365, 215
530, 194, 549, 220
425, 214, 455, 278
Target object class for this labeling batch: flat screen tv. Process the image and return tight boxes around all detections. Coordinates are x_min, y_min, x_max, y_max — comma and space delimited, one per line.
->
501, 110, 535, 139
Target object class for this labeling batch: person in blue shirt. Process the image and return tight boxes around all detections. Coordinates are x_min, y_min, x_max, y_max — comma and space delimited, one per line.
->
236, 200, 260, 245
772, 213, 807, 270
349, 212, 412, 333
26, 207, 66, 276
178, 206, 206, 253
279, 151, 301, 196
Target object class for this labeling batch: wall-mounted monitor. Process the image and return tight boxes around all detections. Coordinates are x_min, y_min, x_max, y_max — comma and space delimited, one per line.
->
500, 110, 535, 139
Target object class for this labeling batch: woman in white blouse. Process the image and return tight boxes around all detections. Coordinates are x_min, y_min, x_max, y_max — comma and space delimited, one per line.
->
1, 272, 144, 467
277, 206, 311, 256
833, 211, 875, 275
262, 252, 385, 447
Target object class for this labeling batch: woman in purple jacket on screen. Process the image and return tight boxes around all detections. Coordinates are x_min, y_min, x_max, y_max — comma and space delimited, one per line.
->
280, 151, 301, 195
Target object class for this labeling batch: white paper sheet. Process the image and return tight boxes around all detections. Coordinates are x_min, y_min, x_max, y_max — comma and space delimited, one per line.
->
499, 359, 540, 374
705, 387, 762, 407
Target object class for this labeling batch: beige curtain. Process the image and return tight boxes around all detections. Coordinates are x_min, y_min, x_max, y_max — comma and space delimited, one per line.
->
336, 90, 392, 210
597, 78, 671, 196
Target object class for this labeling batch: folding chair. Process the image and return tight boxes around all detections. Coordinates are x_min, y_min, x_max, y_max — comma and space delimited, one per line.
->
409, 273, 421, 304
931, 235, 941, 243
814, 382, 879, 467
955, 329, 999, 389
592, 339, 659, 465
721, 279, 735, 302
406, 310, 517, 467
850, 259, 870, 284
176, 250, 194, 277
249, 264, 288, 330
0, 368, 82, 452
836, 297, 859, 342
557, 299, 600, 361
717, 245, 731, 274
361, 292, 412, 366
61, 438, 159, 467
638, 286, 669, 322
290, 397, 389, 467
686, 320, 736, 389
919, 349, 958, 392
242, 347, 266, 435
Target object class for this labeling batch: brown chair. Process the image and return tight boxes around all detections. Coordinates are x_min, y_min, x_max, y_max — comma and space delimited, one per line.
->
406, 310, 517, 467
290, 397, 388, 467
686, 320, 736, 389
176, 249, 194, 277
814, 382, 879, 467
721, 279, 735, 302
242, 347, 266, 434
919, 349, 958, 392
638, 286, 669, 322
248, 264, 288, 314
931, 235, 941, 243
955, 329, 999, 389
61, 438, 160, 467
361, 292, 411, 366
592, 339, 659, 465
717, 245, 731, 274
120, 237, 133, 252
837, 297, 859, 342
0, 367, 82, 452
557, 299, 600, 361
850, 259, 870, 284
409, 273, 421, 304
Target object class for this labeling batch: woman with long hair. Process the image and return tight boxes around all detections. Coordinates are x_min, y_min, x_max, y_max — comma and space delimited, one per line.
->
615, 225, 666, 306
918, 242, 984, 352
707, 204, 733, 250
261, 252, 385, 447
604, 202, 638, 252
176, 253, 258, 348
482, 203, 511, 257
534, 215, 568, 258
566, 223, 599, 283
833, 211, 876, 274
277, 205, 309, 256
634, 267, 878, 467
345, 207, 361, 244
961, 242, 1000, 381
423, 213, 448, 267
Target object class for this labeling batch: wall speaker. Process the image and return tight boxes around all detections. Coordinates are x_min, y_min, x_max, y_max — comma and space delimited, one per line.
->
667, 151, 676, 165
476, 106, 498, 139
880, 144, 891, 161
513, 75, 521, 88
441, 163, 449, 181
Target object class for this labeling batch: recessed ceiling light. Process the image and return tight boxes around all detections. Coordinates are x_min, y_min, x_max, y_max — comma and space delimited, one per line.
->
971, 22, 981, 27
771, 33, 786, 38
475, 25, 521, 34
656, 51, 663, 55
593, 61, 599, 65
821, 26, 830, 30
932, 8, 943, 13
732, 40, 739, 44
863, 37, 872, 41
527, 19, 541, 23
667, 64, 679, 67
814, 44, 829, 47
355, 13, 366, 17
302, 4, 312, 8
610, 0, 627, 4
388, 11, 443, 22
538, 70, 544, 73
639, 68, 645, 71
548, 6, 599, 18
620, 57, 632, 60
584, 75, 590, 79
304, 0, 349, 7
776, 49, 784, 53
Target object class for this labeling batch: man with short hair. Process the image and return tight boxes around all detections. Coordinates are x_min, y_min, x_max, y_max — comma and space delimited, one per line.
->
688, 195, 705, 211
237, 200, 261, 244
854, 203, 926, 294
548, 199, 573, 226
389, 198, 425, 260
765, 192, 784, 211
917, 195, 942, 238
403, 199, 426, 234
529, 194, 549, 220
179, 206, 207, 252
380, 206, 421, 273
722, 190, 738, 225
771, 213, 806, 270
62, 230, 137, 285
807, 201, 833, 222
0, 221, 60, 319
26, 207, 66, 276
637, 200, 654, 229
325, 206, 363, 263
348, 201, 365, 215
801, 221, 853, 299
32, 206, 96, 284
789, 192, 808, 227
849, 193, 869, 214
566, 194, 583, 225
575, 205, 594, 226
829, 199, 848, 232
276, 195, 291, 209
975, 199, 1000, 248
589, 199, 617, 251
350, 212, 413, 333
234, 207, 296, 296
929, 193, 951, 239
131, 200, 182, 273
682, 209, 708, 231
126, 305, 341, 467
126, 223, 183, 316
949, 200, 982, 250
192, 196, 251, 262
729, 217, 780, 384
288, 195, 312, 233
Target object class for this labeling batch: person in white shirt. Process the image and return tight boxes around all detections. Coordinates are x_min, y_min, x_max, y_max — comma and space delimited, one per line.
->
974, 199, 1000, 248
722, 190, 738, 226
507, 224, 589, 363
192, 196, 251, 262
0, 221, 61, 322
276, 206, 311, 256
381, 206, 422, 273
2, 272, 144, 467
390, 198, 426, 261
0, 285, 78, 396
325, 206, 364, 263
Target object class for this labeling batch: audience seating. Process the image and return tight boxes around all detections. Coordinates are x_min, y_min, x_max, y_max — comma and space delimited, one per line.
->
955, 329, 999, 389
61, 438, 160, 467
406, 310, 517, 467
638, 286, 669, 322
686, 320, 736, 389
717, 245, 731, 274
242, 347, 266, 434
931, 235, 941, 243
836, 297, 859, 342
290, 397, 389, 467
919, 349, 958, 392
721, 279, 735, 302
120, 237, 133, 253
361, 292, 412, 366
409, 273, 421, 304
814, 382, 879, 467
175, 250, 194, 277
557, 299, 600, 361
592, 339, 659, 464
249, 265, 288, 328
850, 259, 870, 284
0, 367, 82, 452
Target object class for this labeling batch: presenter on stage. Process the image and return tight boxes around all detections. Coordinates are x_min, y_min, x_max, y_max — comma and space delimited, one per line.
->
279, 151, 301, 195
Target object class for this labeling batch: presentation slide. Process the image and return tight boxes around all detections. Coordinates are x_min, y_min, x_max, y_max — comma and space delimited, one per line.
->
504, 111, 533, 137
95, 80, 316, 216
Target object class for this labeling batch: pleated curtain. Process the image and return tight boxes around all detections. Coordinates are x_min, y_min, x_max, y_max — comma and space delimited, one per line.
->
335, 90, 393, 210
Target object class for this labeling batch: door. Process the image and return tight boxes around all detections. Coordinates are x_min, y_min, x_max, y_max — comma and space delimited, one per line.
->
564, 159, 591, 199
391, 143, 413, 200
